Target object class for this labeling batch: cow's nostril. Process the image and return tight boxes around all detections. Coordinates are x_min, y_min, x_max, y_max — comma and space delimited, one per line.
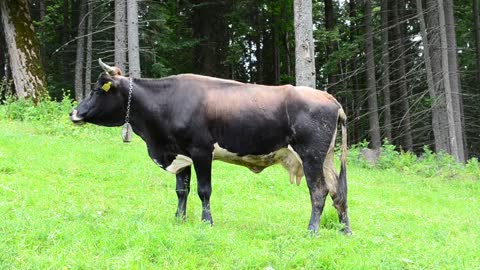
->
70, 110, 84, 124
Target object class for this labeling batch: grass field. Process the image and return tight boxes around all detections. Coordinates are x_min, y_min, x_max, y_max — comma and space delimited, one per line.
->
0, 118, 479, 269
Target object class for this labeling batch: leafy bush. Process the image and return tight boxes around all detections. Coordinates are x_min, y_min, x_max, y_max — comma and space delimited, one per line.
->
0, 94, 124, 141
350, 140, 479, 181
0, 92, 73, 122
0, 93, 114, 138
465, 158, 480, 181
345, 139, 371, 168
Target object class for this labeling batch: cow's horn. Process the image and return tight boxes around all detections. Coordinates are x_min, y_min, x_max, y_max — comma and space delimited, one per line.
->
98, 58, 116, 75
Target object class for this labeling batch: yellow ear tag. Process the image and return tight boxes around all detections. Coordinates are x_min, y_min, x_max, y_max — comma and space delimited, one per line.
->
102, 82, 112, 92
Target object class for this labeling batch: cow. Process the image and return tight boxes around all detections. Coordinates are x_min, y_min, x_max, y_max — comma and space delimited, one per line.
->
70, 59, 351, 235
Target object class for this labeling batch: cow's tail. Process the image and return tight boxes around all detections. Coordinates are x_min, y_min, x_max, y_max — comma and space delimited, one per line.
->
337, 107, 348, 198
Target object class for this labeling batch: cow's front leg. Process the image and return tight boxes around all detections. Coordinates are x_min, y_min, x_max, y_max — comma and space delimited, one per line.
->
175, 166, 191, 220
191, 150, 214, 225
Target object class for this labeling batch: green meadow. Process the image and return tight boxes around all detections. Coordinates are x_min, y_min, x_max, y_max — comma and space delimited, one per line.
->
0, 101, 479, 269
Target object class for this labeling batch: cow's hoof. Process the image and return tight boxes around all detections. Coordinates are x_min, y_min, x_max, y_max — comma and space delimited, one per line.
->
307, 224, 319, 233
175, 213, 187, 223
201, 218, 214, 226
340, 227, 352, 236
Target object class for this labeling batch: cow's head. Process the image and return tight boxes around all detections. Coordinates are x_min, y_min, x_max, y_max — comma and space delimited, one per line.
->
70, 59, 128, 127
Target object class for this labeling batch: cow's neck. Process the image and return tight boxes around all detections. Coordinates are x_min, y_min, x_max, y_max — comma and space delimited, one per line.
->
126, 77, 175, 145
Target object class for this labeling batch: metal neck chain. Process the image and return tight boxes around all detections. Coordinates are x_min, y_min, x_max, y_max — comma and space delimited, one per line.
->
125, 77, 133, 124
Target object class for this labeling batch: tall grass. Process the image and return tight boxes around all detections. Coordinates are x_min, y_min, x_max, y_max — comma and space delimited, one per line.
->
0, 100, 479, 269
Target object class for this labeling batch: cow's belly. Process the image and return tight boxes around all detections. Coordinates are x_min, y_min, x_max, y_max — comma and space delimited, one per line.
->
214, 143, 304, 185
163, 144, 305, 185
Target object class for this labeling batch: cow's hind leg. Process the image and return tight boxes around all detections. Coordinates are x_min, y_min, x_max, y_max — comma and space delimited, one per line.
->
175, 166, 191, 220
301, 154, 329, 233
191, 149, 214, 225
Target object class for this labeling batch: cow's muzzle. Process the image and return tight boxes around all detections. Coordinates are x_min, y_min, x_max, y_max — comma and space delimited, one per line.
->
70, 110, 85, 125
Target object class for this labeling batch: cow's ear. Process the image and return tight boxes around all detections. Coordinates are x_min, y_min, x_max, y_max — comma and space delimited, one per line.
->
112, 67, 122, 76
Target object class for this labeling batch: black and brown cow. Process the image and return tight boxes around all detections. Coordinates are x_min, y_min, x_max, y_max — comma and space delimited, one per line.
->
70, 59, 351, 234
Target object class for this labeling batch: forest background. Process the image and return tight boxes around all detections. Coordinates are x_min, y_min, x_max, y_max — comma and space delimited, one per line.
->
1, 0, 480, 161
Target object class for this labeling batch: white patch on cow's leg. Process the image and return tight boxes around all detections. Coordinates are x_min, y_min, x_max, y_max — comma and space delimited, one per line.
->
166, 155, 193, 174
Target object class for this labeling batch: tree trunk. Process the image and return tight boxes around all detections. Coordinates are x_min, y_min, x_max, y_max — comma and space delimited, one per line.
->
348, 0, 361, 144
294, 0, 316, 88
380, 0, 392, 143
364, 0, 381, 149
444, 0, 466, 161
273, 24, 280, 85
115, 0, 127, 73
0, 0, 47, 103
62, 0, 70, 82
284, 32, 292, 78
74, 0, 86, 101
0, 19, 11, 96
474, 0, 480, 82
127, 0, 141, 78
38, 0, 47, 71
426, 0, 450, 153
84, 0, 93, 97
391, 0, 413, 151
191, 1, 216, 76
416, 0, 442, 152
254, 7, 264, 83
437, 0, 462, 162
324, 0, 337, 93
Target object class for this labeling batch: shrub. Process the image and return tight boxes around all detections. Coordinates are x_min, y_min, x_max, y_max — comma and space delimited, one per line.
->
0, 92, 74, 122
351, 140, 478, 181
0, 93, 120, 139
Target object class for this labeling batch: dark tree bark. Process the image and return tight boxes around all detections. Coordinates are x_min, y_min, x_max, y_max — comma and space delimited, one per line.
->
273, 22, 281, 85
190, 1, 229, 78
253, 7, 264, 83
437, 0, 462, 162
426, 0, 449, 153
284, 32, 293, 78
416, 0, 442, 153
0, 0, 47, 103
38, 0, 47, 70
391, 0, 413, 151
74, 0, 86, 100
324, 0, 337, 93
474, 0, 480, 82
364, 0, 381, 149
444, 0, 466, 161
84, 0, 93, 97
380, 0, 392, 142
62, 0, 70, 82
348, 0, 361, 144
